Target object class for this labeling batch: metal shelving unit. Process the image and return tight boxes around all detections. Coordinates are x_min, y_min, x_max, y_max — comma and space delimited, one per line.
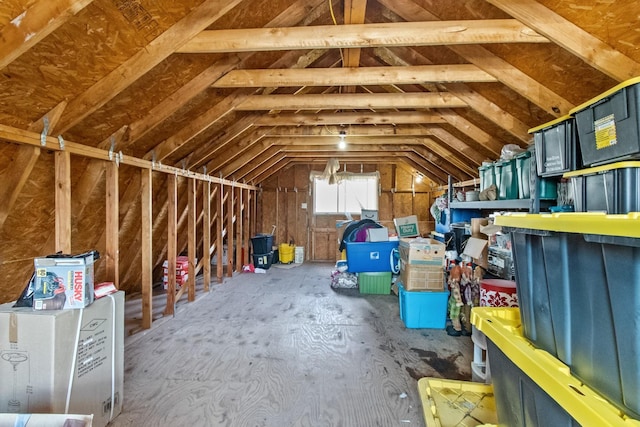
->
446, 174, 555, 214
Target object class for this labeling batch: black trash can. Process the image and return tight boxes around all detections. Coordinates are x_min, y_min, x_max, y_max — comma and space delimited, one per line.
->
251, 234, 273, 254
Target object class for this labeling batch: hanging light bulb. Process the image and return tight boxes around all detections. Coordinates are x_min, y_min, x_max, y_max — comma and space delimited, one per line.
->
415, 174, 423, 183
338, 130, 347, 150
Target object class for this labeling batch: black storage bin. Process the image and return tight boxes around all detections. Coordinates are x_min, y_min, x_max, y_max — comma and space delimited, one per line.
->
251, 234, 273, 254
570, 77, 640, 166
504, 219, 640, 419
252, 251, 274, 269
565, 161, 640, 213
530, 115, 582, 177
487, 340, 580, 426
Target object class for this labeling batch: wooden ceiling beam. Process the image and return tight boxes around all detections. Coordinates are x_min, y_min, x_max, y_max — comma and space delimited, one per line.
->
177, 19, 548, 53
253, 111, 446, 126
53, 0, 244, 134
213, 65, 498, 88
0, 0, 95, 70
262, 124, 441, 136
485, 0, 640, 81
234, 93, 467, 110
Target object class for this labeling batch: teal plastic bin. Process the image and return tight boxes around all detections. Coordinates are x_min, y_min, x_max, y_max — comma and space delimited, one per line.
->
515, 151, 532, 199
495, 159, 517, 200
479, 162, 495, 191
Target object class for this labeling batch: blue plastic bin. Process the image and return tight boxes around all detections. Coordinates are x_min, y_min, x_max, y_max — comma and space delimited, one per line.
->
345, 241, 399, 273
397, 283, 448, 329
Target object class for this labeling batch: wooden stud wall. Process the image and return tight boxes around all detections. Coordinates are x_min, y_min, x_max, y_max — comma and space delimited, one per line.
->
0, 125, 256, 330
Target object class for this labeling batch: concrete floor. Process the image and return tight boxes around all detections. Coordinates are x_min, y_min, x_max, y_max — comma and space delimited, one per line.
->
111, 261, 473, 427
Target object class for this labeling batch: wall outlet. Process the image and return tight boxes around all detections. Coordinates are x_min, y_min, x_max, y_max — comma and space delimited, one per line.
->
301, 203, 307, 209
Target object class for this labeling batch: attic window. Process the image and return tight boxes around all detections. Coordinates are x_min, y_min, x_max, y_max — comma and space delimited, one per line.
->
312, 172, 379, 215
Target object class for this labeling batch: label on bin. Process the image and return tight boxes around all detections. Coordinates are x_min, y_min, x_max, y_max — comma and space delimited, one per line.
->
594, 114, 617, 150
369, 251, 380, 260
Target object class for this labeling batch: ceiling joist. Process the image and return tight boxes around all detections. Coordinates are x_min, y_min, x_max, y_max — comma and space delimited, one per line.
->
252, 111, 447, 126
213, 64, 498, 88
177, 19, 548, 54
234, 92, 468, 111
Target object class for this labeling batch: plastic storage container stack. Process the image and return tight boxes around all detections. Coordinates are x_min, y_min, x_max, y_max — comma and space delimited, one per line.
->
251, 233, 274, 270
472, 307, 640, 427
554, 77, 640, 212
344, 240, 398, 294
488, 213, 640, 425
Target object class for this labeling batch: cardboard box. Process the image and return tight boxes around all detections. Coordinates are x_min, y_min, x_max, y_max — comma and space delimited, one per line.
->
33, 254, 95, 310
393, 215, 420, 238
0, 292, 124, 427
398, 238, 446, 266
399, 260, 445, 291
469, 218, 489, 268
462, 237, 489, 269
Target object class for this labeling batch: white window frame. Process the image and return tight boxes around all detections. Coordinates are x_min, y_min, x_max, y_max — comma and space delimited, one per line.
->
312, 171, 379, 215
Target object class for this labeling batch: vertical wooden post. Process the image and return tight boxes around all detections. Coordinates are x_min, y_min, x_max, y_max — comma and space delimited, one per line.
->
235, 185, 243, 271
216, 182, 224, 283
140, 168, 153, 329
243, 188, 251, 267
105, 162, 119, 288
226, 183, 234, 277
254, 189, 259, 237
165, 174, 177, 316
202, 179, 211, 292
187, 178, 196, 302
55, 151, 72, 254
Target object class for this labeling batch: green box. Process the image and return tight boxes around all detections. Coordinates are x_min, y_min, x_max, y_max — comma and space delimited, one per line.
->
358, 272, 392, 294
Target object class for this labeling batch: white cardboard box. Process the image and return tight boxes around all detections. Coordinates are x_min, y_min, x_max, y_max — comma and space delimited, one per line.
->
0, 292, 124, 427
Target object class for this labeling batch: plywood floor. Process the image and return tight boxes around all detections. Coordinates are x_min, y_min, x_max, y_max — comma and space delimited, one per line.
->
110, 262, 473, 427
